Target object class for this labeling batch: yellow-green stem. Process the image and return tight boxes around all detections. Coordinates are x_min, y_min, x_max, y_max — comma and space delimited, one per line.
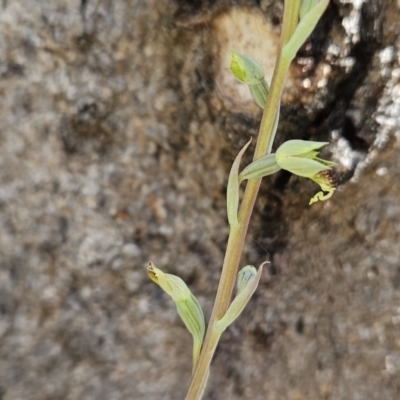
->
185, 2, 300, 399
280, 0, 301, 49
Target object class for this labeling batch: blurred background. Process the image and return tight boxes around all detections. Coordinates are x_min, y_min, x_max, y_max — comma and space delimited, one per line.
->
0, 0, 399, 399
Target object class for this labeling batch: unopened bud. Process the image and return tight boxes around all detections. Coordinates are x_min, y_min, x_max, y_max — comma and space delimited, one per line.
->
213, 262, 266, 334
230, 50, 265, 85
147, 262, 205, 370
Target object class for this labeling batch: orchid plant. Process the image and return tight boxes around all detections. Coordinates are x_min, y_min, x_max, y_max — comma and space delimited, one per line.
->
148, 1, 334, 399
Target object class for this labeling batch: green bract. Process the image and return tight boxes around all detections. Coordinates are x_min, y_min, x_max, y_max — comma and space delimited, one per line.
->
227, 139, 252, 227
249, 80, 269, 109
282, 0, 329, 62
239, 153, 281, 182
299, 0, 320, 19
147, 262, 205, 371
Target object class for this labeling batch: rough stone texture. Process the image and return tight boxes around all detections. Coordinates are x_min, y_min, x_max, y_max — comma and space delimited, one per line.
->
0, 0, 399, 399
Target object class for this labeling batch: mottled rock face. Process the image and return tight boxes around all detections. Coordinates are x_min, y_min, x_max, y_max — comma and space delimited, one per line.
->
0, 1, 399, 399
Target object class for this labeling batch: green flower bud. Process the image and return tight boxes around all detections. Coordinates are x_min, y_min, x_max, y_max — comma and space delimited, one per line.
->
275, 139, 336, 204
230, 50, 265, 85
229, 50, 270, 109
147, 262, 205, 370
213, 262, 267, 334
236, 265, 257, 293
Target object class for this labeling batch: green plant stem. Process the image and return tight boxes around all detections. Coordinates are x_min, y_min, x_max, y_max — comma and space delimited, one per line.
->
280, 0, 301, 49
255, 0, 299, 157
185, 2, 300, 399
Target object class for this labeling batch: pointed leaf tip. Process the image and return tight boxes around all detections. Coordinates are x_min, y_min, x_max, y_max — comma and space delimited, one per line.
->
227, 139, 252, 227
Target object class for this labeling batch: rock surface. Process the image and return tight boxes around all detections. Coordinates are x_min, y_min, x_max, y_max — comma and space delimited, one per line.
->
0, 0, 399, 399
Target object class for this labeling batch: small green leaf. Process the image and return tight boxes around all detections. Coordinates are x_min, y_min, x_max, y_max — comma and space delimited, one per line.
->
213, 262, 267, 334
227, 139, 252, 227
282, 0, 329, 62
239, 153, 281, 182
147, 262, 205, 370
230, 50, 265, 85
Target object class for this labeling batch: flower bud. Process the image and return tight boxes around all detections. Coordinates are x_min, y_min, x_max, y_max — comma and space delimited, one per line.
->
147, 262, 205, 370
147, 262, 191, 302
230, 50, 265, 85
213, 262, 267, 334
237, 265, 257, 293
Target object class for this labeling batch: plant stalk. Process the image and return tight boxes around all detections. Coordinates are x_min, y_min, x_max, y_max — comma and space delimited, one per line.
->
185, 2, 300, 398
